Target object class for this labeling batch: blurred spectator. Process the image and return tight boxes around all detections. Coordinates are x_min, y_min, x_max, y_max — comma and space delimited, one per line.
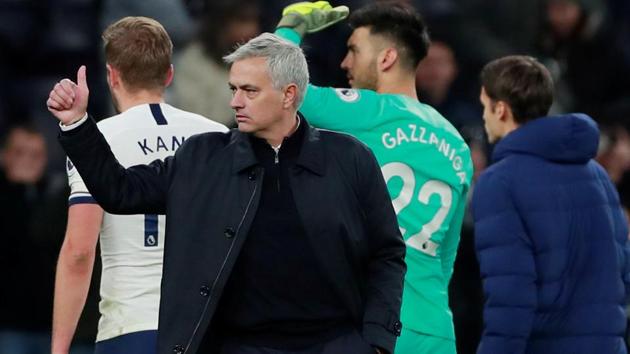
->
448, 0, 546, 97
0, 123, 97, 354
100, 0, 195, 49
172, 0, 261, 126
416, 40, 482, 132
453, 0, 545, 62
0, 124, 67, 353
538, 0, 630, 124
597, 125, 630, 219
0, 125, 48, 186
597, 125, 630, 185
415, 38, 489, 181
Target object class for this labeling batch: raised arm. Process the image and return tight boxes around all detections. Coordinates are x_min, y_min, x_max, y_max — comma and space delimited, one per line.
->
274, 2, 388, 131
48, 66, 171, 215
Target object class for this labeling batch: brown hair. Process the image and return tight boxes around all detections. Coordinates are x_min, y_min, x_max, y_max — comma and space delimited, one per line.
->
102, 16, 173, 92
481, 55, 554, 124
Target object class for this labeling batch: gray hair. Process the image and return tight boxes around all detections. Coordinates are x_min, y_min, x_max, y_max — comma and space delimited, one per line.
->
223, 32, 309, 108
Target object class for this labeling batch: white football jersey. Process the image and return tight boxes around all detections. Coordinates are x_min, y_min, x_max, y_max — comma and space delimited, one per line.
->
67, 103, 228, 341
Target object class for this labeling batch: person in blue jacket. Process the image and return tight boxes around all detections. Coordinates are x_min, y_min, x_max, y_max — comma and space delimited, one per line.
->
473, 55, 630, 354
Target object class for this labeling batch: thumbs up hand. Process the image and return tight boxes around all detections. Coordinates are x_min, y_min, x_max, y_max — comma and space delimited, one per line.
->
47, 65, 90, 125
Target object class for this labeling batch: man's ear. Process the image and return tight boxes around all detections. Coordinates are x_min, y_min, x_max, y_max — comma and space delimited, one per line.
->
164, 64, 174, 87
283, 84, 298, 109
106, 64, 120, 88
494, 100, 507, 121
378, 47, 398, 72
495, 100, 516, 124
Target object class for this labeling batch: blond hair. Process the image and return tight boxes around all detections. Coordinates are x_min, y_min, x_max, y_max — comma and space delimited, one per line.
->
102, 16, 172, 92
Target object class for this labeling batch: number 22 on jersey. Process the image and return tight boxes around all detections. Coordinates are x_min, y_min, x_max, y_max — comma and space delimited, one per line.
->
381, 162, 453, 256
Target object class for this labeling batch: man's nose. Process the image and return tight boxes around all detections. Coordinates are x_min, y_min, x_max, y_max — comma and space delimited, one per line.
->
230, 90, 244, 109
340, 54, 350, 70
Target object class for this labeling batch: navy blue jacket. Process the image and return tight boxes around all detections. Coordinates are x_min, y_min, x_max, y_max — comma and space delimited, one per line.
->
473, 114, 630, 354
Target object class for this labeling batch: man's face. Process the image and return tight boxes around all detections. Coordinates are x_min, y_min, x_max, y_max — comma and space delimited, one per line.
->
1, 128, 47, 184
222, 14, 260, 54
228, 57, 286, 137
340, 27, 379, 90
547, 0, 582, 39
479, 87, 503, 144
416, 42, 457, 98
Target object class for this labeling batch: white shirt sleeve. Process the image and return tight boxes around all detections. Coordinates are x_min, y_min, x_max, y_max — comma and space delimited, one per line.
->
59, 113, 89, 131
66, 156, 95, 205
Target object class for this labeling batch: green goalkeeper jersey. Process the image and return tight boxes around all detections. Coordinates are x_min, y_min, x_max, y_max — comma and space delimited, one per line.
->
276, 26, 473, 340
299, 84, 473, 340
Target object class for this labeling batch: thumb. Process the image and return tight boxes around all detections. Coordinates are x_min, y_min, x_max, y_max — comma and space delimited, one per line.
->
77, 65, 88, 90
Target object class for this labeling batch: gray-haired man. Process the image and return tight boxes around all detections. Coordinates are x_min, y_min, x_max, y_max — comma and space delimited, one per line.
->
48, 33, 405, 354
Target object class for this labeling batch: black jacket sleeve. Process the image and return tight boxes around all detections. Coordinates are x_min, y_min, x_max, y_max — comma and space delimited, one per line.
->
59, 116, 171, 215
357, 145, 406, 353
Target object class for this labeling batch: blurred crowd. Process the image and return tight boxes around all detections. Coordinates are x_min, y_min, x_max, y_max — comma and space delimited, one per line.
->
1, 0, 629, 353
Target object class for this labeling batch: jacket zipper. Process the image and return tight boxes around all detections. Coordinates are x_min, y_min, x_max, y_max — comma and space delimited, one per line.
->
183, 172, 260, 353
273, 146, 280, 191
273, 148, 280, 164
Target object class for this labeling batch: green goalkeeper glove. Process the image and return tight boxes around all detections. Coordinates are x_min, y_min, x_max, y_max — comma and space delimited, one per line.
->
276, 1, 349, 38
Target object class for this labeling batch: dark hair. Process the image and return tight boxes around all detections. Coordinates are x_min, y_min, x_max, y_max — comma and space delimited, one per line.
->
480, 55, 554, 124
348, 2, 430, 70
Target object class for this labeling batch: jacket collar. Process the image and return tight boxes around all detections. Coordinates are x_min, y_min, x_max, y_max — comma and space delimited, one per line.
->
231, 113, 325, 176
